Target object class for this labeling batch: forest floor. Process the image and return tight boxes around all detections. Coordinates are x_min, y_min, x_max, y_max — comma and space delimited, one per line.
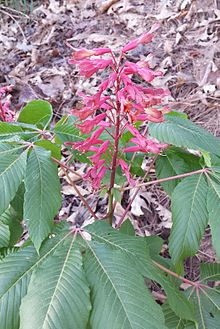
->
0, 0, 220, 283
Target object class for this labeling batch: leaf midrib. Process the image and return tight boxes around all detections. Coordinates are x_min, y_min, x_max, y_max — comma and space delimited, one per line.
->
34, 148, 44, 232
0, 231, 71, 300
0, 151, 25, 178
86, 242, 133, 329
42, 235, 76, 328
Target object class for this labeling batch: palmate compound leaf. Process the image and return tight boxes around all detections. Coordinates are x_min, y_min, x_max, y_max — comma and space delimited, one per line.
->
169, 174, 209, 271
0, 226, 71, 329
149, 114, 220, 156
20, 236, 91, 329
0, 149, 27, 216
85, 222, 195, 323
206, 168, 220, 258
24, 146, 62, 251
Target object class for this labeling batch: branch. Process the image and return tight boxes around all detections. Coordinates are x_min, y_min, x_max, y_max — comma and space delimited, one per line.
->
122, 168, 209, 191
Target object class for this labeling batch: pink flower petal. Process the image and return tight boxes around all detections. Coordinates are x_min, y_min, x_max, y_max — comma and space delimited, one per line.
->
119, 159, 135, 186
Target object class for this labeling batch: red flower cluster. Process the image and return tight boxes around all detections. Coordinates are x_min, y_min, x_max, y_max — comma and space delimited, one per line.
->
0, 85, 14, 122
67, 24, 169, 189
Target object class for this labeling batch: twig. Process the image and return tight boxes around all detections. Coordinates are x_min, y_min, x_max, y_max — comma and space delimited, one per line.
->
52, 157, 83, 180
0, 8, 27, 42
153, 261, 200, 287
122, 168, 208, 191
0, 4, 30, 18
63, 169, 98, 221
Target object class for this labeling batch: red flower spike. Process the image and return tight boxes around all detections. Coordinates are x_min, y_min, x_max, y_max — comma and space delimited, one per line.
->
67, 24, 170, 190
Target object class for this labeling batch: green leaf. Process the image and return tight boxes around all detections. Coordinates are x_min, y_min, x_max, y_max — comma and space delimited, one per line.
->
200, 263, 220, 282
112, 187, 122, 203
0, 150, 27, 216
127, 153, 145, 177
24, 146, 61, 251
0, 247, 19, 260
145, 235, 163, 257
160, 275, 195, 322
169, 174, 209, 271
34, 140, 61, 160
0, 122, 37, 141
84, 243, 167, 329
162, 302, 196, 329
20, 236, 91, 329
10, 183, 25, 218
0, 143, 25, 156
167, 111, 188, 119
149, 115, 220, 156
119, 219, 135, 236
156, 147, 201, 195
18, 100, 52, 128
54, 115, 85, 144
0, 222, 10, 247
0, 207, 23, 246
206, 170, 220, 258
201, 151, 212, 168
0, 227, 70, 329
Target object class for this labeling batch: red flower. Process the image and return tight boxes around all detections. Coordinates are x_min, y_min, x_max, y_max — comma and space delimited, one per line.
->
84, 161, 107, 189
123, 61, 162, 83
70, 47, 111, 61
65, 127, 105, 152
119, 159, 135, 186
75, 59, 113, 78
122, 23, 160, 53
90, 140, 110, 164
76, 113, 107, 134
0, 85, 14, 122
124, 124, 168, 154
71, 92, 110, 120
